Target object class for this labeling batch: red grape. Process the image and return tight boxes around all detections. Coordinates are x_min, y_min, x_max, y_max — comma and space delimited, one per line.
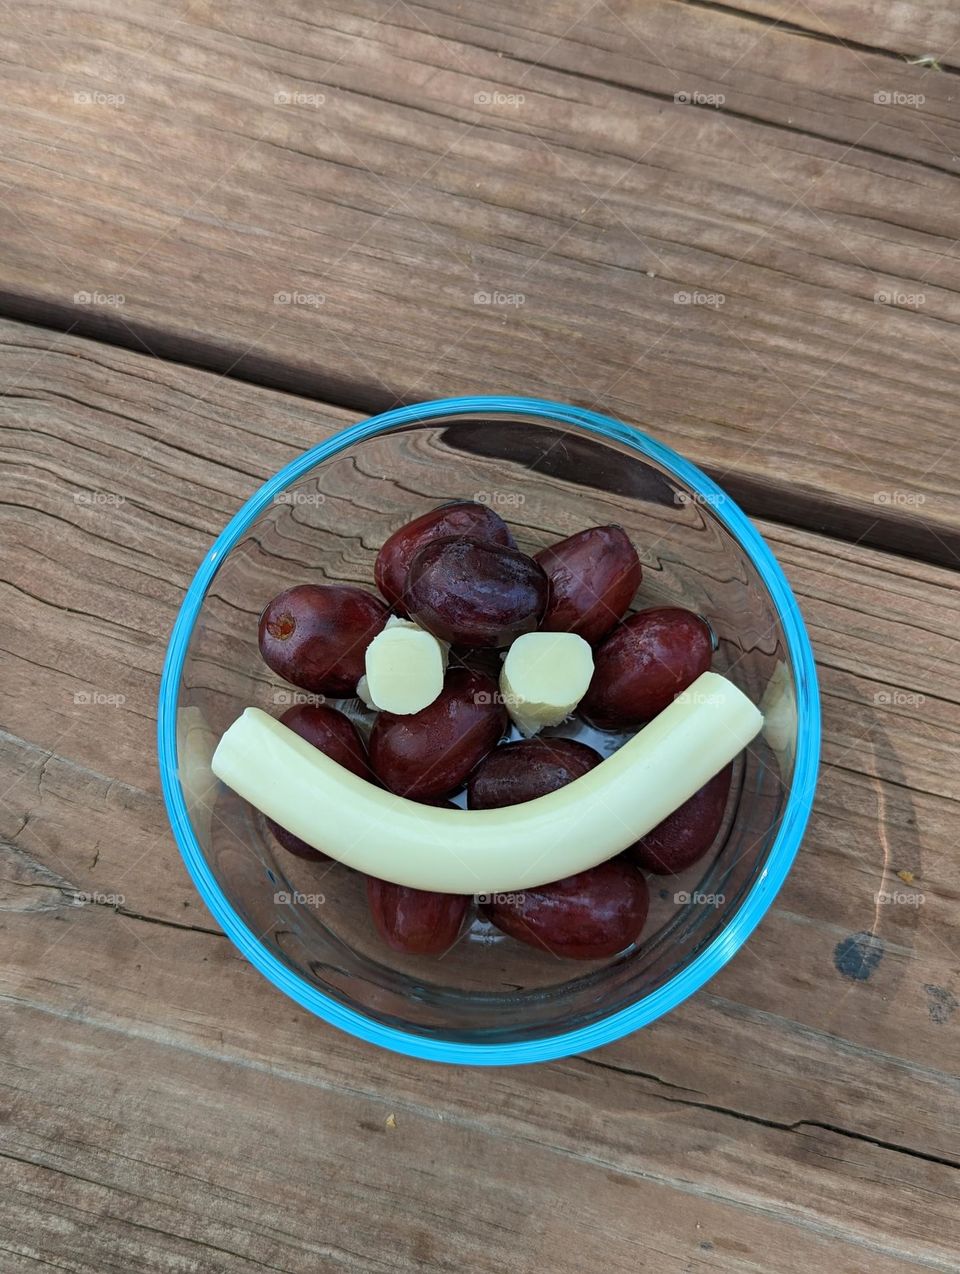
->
404, 536, 547, 647
627, 764, 732, 875
375, 501, 515, 608
366, 876, 470, 955
467, 737, 602, 809
369, 667, 507, 799
580, 607, 712, 727
259, 584, 387, 696
536, 525, 641, 644
482, 860, 649, 960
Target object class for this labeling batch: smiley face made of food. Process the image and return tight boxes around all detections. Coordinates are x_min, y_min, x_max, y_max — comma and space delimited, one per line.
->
209, 505, 763, 956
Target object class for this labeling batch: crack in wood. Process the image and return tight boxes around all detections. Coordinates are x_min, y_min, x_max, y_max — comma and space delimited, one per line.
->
577, 1055, 960, 1170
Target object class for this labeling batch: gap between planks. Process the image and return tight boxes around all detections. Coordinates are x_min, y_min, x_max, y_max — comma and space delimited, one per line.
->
0, 302, 955, 573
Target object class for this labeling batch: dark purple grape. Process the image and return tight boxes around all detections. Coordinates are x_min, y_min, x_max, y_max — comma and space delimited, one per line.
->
580, 607, 712, 727
369, 668, 507, 799
259, 584, 387, 695
627, 764, 732, 875
482, 860, 649, 960
366, 876, 470, 955
375, 501, 515, 609
404, 536, 547, 648
467, 737, 602, 809
536, 525, 641, 644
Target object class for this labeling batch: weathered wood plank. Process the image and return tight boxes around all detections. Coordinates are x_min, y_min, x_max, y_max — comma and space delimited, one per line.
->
5, 1001, 949, 1274
0, 2, 959, 561
1, 320, 958, 1271
686, 0, 960, 65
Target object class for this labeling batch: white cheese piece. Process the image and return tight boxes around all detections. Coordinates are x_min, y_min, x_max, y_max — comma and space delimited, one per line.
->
360, 616, 447, 714
499, 631, 594, 736
210, 671, 763, 894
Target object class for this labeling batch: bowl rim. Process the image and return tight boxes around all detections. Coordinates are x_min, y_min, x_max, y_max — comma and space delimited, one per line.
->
157, 395, 821, 1065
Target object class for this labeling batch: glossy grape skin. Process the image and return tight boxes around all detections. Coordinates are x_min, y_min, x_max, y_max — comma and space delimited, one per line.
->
265, 704, 371, 860
627, 764, 732, 875
536, 525, 642, 645
467, 737, 602, 809
482, 860, 649, 960
258, 584, 388, 696
366, 876, 471, 955
580, 607, 712, 727
404, 536, 548, 648
369, 668, 508, 799
375, 501, 515, 608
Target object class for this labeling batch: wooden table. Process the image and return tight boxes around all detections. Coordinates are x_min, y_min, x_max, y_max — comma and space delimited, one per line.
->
1, 2, 958, 1269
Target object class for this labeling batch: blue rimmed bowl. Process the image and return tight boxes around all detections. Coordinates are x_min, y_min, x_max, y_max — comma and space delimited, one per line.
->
158, 396, 820, 1064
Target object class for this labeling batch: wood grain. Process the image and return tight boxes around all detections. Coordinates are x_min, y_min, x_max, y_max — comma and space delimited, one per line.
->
1, 320, 958, 1271
1, 1, 959, 563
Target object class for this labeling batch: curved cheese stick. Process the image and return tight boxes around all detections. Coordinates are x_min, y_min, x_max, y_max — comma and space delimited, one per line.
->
210, 672, 762, 894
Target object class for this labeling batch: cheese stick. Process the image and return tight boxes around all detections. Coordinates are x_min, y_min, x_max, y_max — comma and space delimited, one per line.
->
210, 671, 762, 894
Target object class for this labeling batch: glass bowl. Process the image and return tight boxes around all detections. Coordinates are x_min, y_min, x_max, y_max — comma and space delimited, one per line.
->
158, 396, 820, 1065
